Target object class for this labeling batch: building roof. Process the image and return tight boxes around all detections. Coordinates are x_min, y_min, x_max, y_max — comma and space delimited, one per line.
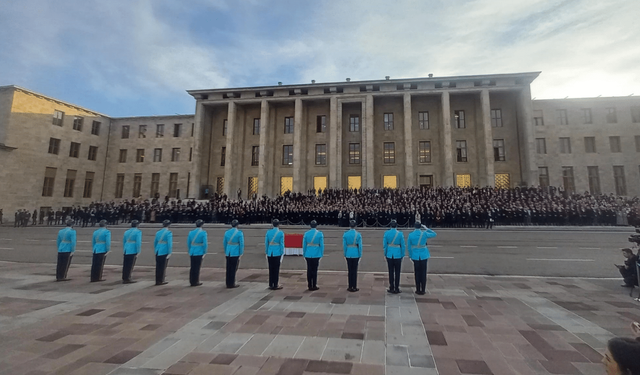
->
0, 85, 110, 118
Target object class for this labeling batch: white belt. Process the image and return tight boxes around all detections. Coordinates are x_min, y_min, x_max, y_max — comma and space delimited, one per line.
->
389, 245, 401, 248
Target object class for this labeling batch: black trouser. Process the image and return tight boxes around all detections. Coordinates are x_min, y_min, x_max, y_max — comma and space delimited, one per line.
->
56, 252, 73, 280
226, 256, 240, 287
412, 259, 428, 293
155, 254, 169, 284
305, 257, 320, 289
190, 255, 203, 286
90, 253, 107, 282
386, 257, 402, 291
267, 255, 281, 288
346, 257, 360, 289
122, 254, 137, 282
619, 266, 639, 286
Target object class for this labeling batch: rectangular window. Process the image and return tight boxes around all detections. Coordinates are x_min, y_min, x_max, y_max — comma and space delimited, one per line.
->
315, 144, 327, 165
533, 110, 544, 126
610, 136, 621, 153
557, 109, 568, 125
251, 146, 259, 166
284, 117, 294, 134
347, 176, 362, 190
495, 173, 510, 189
83, 171, 94, 198
562, 166, 575, 193
454, 110, 465, 129
119, 149, 127, 163
48, 138, 60, 154
606, 107, 617, 123
491, 109, 502, 127
418, 141, 431, 163
72, 116, 83, 131
53, 110, 64, 126
559, 137, 571, 154
383, 175, 397, 189
613, 166, 626, 195
42, 167, 57, 197
582, 108, 592, 124
223, 119, 227, 136
584, 137, 596, 153
122, 125, 130, 139
133, 173, 142, 198
280, 176, 293, 195
88, 146, 98, 161
248, 177, 258, 198
349, 143, 360, 164
138, 125, 147, 138
535, 138, 546, 154
587, 166, 600, 195
632, 106, 640, 123
282, 145, 293, 165
171, 148, 180, 162
538, 167, 549, 187
635, 135, 640, 152
91, 121, 101, 135
418, 111, 429, 130
316, 115, 326, 133
493, 139, 505, 161
150, 173, 160, 198
221, 147, 226, 166
169, 173, 178, 198
383, 142, 395, 164
253, 118, 260, 135
63, 169, 76, 198
384, 113, 394, 130
456, 174, 471, 188
216, 177, 224, 195
191, 123, 194, 137
419, 175, 433, 189
173, 123, 182, 137
153, 148, 162, 162
189, 147, 192, 161
136, 149, 145, 162
69, 142, 80, 158
156, 124, 164, 137
456, 140, 467, 162
115, 174, 125, 198
349, 115, 360, 132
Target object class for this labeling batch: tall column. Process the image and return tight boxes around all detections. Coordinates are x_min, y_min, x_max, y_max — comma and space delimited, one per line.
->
403, 93, 414, 188
329, 96, 341, 188
292, 98, 306, 193
363, 95, 375, 188
517, 87, 536, 186
479, 89, 495, 187
223, 101, 237, 197
258, 100, 271, 197
190, 102, 206, 199
440, 92, 454, 186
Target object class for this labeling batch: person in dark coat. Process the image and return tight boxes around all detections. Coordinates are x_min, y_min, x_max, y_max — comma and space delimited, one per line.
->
617, 248, 639, 287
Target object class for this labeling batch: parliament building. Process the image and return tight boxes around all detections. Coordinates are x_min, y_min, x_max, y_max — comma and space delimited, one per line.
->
1, 71, 640, 215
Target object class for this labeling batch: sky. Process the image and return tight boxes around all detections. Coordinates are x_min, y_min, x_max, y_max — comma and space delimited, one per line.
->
1, 0, 639, 117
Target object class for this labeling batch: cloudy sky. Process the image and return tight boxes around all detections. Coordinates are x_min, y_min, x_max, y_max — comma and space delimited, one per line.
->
1, 0, 638, 117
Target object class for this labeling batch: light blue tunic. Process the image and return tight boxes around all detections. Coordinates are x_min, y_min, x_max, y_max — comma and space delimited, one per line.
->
187, 228, 208, 256
383, 228, 405, 259
92, 228, 111, 254
123, 228, 142, 255
342, 229, 362, 258
302, 229, 324, 258
265, 228, 284, 257
57, 227, 76, 253
224, 228, 244, 257
407, 228, 437, 260
154, 228, 173, 256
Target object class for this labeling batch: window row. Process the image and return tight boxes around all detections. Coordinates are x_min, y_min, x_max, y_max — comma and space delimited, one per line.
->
42, 168, 95, 198
538, 165, 631, 196
533, 106, 640, 126
52, 111, 102, 135
118, 147, 192, 163
535, 136, 640, 154
121, 123, 193, 139
114, 173, 180, 199
48, 138, 98, 160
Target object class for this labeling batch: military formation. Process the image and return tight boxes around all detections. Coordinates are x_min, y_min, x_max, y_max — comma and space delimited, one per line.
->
54, 218, 438, 294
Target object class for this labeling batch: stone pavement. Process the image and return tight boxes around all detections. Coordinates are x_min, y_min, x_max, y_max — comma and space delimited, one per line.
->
0, 261, 638, 375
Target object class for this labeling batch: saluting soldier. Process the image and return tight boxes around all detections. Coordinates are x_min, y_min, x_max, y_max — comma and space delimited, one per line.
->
265, 219, 284, 290
303, 220, 324, 291
407, 222, 437, 295
55, 219, 76, 281
154, 220, 173, 285
187, 219, 208, 286
122, 220, 142, 284
383, 220, 405, 294
343, 220, 363, 292
90, 220, 111, 282
223, 219, 244, 288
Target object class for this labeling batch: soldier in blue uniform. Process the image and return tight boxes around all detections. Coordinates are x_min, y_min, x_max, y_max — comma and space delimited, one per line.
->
223, 219, 244, 288
154, 220, 172, 285
187, 219, 208, 286
303, 220, 324, 291
56, 219, 76, 281
343, 220, 363, 292
90, 220, 111, 282
383, 220, 405, 293
407, 221, 437, 295
122, 220, 142, 284
265, 219, 284, 290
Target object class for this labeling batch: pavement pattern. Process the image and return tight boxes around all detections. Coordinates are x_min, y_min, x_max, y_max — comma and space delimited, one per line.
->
0, 261, 639, 375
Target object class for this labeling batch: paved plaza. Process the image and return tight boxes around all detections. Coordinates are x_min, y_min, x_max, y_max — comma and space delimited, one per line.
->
0, 260, 638, 375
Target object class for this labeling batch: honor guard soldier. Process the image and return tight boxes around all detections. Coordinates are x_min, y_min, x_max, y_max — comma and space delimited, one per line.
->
122, 220, 142, 284
343, 220, 363, 292
187, 220, 208, 286
90, 220, 111, 282
407, 222, 437, 295
56, 219, 76, 281
303, 220, 324, 291
383, 220, 405, 294
265, 219, 284, 290
154, 220, 173, 285
223, 219, 244, 288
